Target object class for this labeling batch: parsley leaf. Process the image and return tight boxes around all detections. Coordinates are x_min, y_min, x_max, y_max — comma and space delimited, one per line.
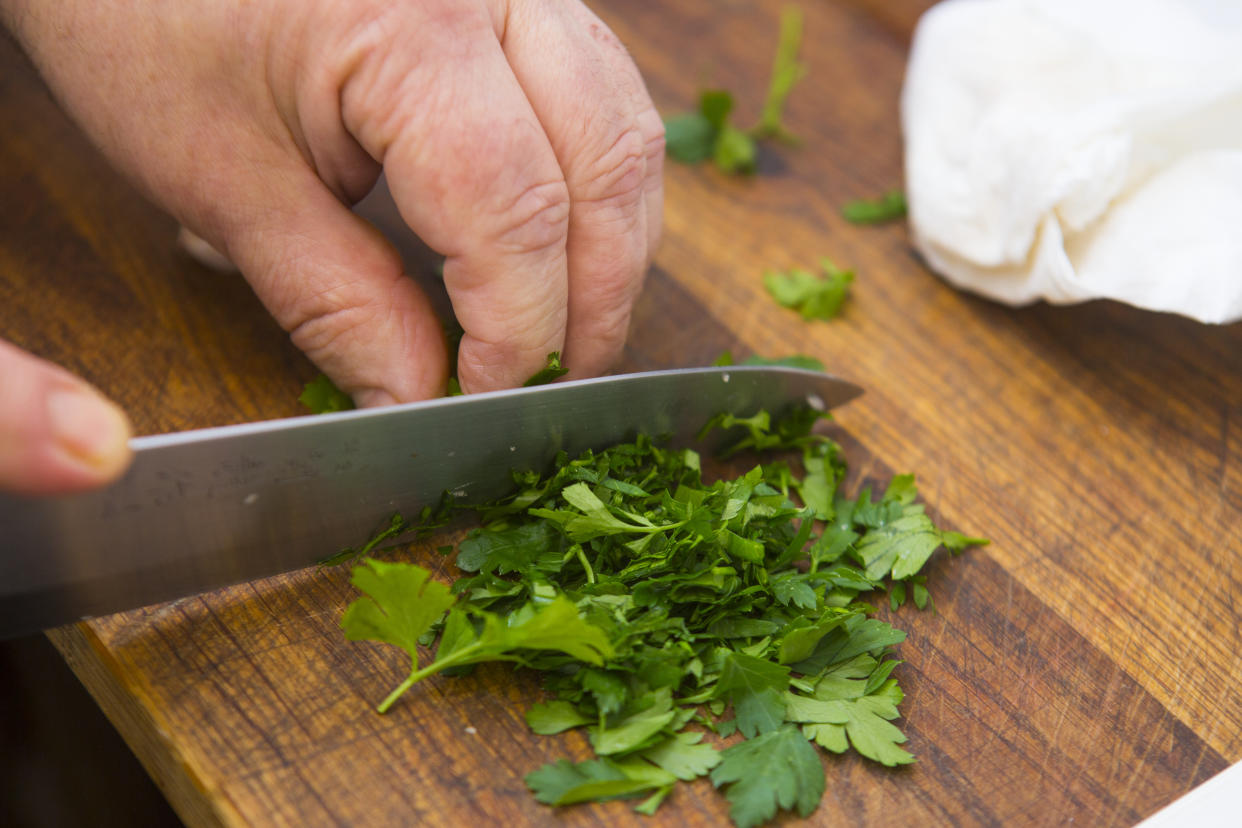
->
591, 688, 678, 755
345, 569, 613, 712
340, 559, 456, 711
664, 111, 717, 164
715, 652, 790, 738
941, 530, 991, 552
854, 508, 942, 581
710, 725, 825, 828
791, 679, 915, 767
639, 731, 721, 780
299, 373, 354, 413
701, 89, 735, 130
713, 125, 758, 174
455, 522, 561, 575
764, 258, 854, 320
664, 91, 757, 175
526, 758, 673, 805
526, 700, 594, 735
843, 190, 907, 224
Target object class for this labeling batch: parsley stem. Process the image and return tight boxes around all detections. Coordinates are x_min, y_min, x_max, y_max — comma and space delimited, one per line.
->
377, 674, 423, 714
576, 546, 596, 584
377, 644, 488, 713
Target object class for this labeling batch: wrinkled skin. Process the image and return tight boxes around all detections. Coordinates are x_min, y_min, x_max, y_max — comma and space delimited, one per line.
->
0, 0, 664, 495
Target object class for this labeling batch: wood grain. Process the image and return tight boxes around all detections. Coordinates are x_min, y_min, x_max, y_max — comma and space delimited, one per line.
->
3, 0, 1240, 826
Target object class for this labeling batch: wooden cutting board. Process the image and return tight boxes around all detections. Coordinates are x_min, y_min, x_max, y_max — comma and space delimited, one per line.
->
3, 0, 1241, 825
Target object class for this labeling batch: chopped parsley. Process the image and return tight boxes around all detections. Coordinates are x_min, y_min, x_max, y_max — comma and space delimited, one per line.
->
713, 351, 826, 372
299, 374, 355, 414
842, 190, 907, 224
340, 406, 986, 827
764, 258, 854, 320
523, 351, 569, 387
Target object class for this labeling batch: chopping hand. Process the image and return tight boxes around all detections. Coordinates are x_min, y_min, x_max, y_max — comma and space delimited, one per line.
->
0, 0, 664, 496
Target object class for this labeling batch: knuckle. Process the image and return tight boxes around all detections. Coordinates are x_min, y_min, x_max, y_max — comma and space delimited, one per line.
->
489, 178, 571, 257
457, 330, 561, 392
591, 306, 634, 352
575, 126, 647, 209
470, 289, 567, 352
567, 307, 632, 377
335, 4, 490, 155
590, 258, 646, 310
286, 285, 390, 359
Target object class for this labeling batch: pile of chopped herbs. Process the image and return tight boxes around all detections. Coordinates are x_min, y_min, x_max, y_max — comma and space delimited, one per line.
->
340, 406, 986, 827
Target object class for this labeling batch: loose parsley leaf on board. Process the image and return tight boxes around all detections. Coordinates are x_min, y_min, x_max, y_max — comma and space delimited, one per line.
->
764, 258, 854, 320
340, 559, 456, 710
843, 190, 908, 224
523, 351, 570, 387
340, 403, 986, 826
299, 374, 355, 413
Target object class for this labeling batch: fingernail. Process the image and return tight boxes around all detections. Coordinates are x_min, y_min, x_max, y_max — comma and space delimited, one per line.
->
47, 386, 132, 474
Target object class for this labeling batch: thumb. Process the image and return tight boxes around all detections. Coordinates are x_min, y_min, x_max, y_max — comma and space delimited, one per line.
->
0, 340, 133, 495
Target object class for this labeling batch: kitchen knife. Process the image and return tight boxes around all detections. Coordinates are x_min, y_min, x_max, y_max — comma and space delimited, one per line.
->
0, 366, 861, 636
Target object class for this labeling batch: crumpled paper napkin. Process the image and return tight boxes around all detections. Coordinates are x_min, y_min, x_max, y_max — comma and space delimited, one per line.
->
901, 0, 1242, 323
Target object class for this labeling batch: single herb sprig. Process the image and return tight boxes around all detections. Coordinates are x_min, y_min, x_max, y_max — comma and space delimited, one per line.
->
341, 406, 986, 827
665, 90, 757, 174
664, 6, 806, 175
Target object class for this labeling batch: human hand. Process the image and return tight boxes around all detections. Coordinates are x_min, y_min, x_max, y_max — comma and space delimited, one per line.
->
3, 0, 663, 410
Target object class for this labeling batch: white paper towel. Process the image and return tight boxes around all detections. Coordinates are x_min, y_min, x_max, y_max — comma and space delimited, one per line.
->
1137, 759, 1242, 828
901, 0, 1242, 323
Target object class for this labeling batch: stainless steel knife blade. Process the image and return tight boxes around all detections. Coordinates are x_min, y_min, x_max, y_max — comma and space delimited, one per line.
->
0, 366, 861, 636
